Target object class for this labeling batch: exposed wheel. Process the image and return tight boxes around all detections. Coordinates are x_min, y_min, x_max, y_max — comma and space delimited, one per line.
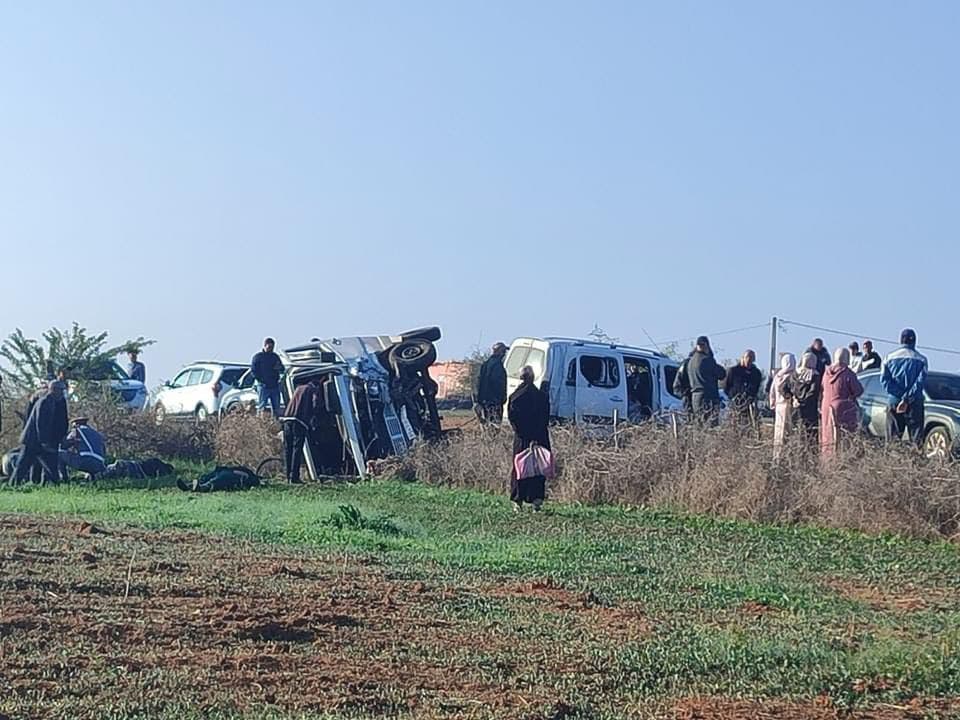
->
389, 339, 437, 372
923, 426, 951, 460
256, 456, 284, 480
196, 405, 209, 423
154, 403, 167, 425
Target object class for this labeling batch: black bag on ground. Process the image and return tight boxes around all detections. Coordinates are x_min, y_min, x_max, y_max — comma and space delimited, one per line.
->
178, 465, 261, 493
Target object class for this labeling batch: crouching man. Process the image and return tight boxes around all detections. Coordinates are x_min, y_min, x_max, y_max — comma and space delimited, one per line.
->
281, 378, 324, 484
60, 417, 107, 480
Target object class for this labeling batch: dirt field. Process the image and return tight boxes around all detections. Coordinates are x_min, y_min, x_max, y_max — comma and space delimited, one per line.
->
1, 514, 957, 719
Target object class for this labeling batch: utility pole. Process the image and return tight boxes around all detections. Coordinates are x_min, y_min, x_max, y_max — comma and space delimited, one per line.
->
769, 317, 778, 373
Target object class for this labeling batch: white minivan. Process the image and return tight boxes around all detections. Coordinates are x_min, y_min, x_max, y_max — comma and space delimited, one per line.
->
504, 337, 684, 424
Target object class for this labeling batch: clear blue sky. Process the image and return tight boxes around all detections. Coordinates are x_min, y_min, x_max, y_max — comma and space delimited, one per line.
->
2, 1, 958, 384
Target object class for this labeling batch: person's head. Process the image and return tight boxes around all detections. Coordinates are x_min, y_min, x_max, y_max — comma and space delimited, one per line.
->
519, 365, 535, 384
56, 367, 67, 381
812, 338, 824, 352
900, 328, 917, 348
780, 353, 797, 373
741, 350, 756, 368
128, 350, 139, 362
47, 380, 65, 398
848, 341, 860, 355
863, 340, 874, 353
800, 351, 818, 372
263, 337, 276, 352
833, 347, 850, 367
695, 335, 711, 354
492, 342, 507, 357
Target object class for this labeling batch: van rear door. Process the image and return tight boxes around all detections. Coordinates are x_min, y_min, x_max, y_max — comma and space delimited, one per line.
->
573, 351, 627, 424
504, 338, 550, 400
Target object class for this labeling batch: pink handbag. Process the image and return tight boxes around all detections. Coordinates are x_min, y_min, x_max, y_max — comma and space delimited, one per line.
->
513, 443, 556, 480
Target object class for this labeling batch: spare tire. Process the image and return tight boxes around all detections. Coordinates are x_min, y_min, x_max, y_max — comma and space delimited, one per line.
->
389, 339, 437, 372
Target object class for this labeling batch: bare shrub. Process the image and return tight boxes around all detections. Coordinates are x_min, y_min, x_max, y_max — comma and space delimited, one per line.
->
410, 421, 960, 542
75, 395, 216, 461
213, 412, 282, 468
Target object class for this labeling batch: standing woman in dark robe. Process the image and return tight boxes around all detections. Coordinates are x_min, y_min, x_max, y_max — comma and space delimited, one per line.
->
789, 351, 822, 446
507, 365, 551, 512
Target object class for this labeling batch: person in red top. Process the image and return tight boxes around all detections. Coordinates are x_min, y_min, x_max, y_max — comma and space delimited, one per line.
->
820, 347, 864, 462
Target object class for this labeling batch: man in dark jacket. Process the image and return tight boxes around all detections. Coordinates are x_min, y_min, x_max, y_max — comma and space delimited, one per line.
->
281, 378, 325, 484
808, 338, 832, 375
860, 340, 881, 372
507, 366, 550, 512
13, 381, 68, 485
686, 336, 726, 425
475, 343, 508, 424
251, 337, 285, 417
724, 349, 762, 425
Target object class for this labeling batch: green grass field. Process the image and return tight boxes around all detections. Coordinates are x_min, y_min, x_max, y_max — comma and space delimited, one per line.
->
2, 470, 960, 718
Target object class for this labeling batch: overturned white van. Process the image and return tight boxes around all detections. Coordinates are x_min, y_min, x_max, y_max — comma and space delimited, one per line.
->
504, 337, 684, 424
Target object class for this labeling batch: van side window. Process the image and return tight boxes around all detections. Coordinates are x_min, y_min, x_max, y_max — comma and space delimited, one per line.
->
579, 356, 620, 388
664, 366, 680, 399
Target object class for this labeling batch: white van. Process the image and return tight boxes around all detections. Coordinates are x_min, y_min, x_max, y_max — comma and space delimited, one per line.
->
504, 337, 684, 424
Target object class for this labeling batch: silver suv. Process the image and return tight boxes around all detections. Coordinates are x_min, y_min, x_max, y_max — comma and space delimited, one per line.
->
151, 362, 247, 422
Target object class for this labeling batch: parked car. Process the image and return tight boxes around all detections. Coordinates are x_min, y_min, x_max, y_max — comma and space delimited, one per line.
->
64, 361, 148, 411
280, 327, 442, 479
858, 369, 960, 459
151, 362, 247, 422
503, 337, 685, 424
217, 369, 287, 417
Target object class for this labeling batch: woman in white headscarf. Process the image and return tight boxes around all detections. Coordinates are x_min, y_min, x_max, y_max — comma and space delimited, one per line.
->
768, 353, 797, 461
820, 346, 864, 461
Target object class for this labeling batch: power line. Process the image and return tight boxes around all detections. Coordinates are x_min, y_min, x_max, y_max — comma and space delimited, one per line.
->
780, 319, 960, 357
654, 322, 771, 348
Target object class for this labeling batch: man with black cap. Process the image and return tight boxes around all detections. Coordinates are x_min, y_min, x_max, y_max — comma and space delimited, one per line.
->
881, 328, 928, 446
684, 336, 727, 426
807, 338, 832, 375
60, 417, 107, 480
12, 380, 69, 485
475, 342, 509, 424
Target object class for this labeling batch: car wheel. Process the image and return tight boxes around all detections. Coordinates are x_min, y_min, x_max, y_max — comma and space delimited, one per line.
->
389, 339, 437, 373
923, 426, 951, 460
154, 403, 167, 426
196, 405, 209, 423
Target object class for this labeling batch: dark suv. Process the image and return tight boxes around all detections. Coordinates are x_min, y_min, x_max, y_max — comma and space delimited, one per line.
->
858, 370, 960, 459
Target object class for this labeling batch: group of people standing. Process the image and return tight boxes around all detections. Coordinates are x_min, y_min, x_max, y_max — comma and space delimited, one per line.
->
769, 330, 927, 461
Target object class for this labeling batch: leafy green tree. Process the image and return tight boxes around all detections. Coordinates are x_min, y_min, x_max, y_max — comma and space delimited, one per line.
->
0, 324, 154, 397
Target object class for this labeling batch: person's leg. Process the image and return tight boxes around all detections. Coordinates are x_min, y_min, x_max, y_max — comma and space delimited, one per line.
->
35, 450, 59, 485
282, 422, 296, 481
269, 388, 282, 418
290, 425, 306, 483
257, 385, 269, 414
12, 446, 38, 485
908, 401, 925, 447
889, 407, 908, 442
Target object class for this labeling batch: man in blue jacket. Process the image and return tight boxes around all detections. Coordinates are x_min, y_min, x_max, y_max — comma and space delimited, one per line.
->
881, 328, 928, 446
